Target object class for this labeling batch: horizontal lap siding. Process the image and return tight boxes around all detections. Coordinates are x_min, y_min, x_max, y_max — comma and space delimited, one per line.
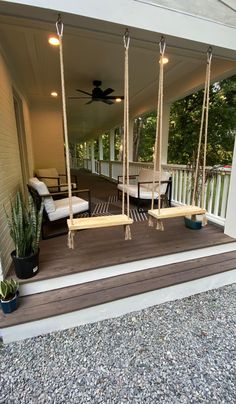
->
0, 51, 23, 277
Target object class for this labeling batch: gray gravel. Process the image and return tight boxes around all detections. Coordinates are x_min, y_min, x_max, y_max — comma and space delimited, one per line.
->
1, 284, 235, 404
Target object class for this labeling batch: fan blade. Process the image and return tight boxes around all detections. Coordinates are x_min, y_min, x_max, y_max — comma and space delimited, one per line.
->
103, 88, 114, 96
76, 89, 92, 96
86, 100, 94, 104
102, 99, 114, 105
106, 95, 124, 100
68, 96, 90, 99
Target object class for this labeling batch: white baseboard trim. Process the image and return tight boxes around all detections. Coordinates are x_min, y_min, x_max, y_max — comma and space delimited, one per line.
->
1, 269, 235, 344
20, 242, 236, 296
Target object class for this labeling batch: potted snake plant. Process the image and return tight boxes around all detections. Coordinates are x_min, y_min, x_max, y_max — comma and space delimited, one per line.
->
5, 191, 43, 279
0, 279, 19, 314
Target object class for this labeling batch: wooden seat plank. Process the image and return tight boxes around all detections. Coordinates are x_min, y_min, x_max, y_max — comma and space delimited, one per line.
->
67, 214, 133, 230
148, 205, 206, 220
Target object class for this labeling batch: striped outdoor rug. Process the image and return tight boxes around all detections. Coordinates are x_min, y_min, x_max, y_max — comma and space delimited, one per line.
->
90, 195, 148, 222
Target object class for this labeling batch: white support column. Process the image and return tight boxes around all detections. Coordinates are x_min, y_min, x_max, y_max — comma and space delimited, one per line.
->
109, 129, 115, 161
161, 103, 171, 164
129, 120, 134, 162
91, 141, 96, 173
98, 135, 103, 161
224, 136, 236, 238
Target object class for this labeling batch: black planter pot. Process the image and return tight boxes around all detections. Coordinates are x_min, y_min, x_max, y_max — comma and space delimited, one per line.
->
11, 250, 39, 279
1, 293, 19, 314
184, 217, 202, 230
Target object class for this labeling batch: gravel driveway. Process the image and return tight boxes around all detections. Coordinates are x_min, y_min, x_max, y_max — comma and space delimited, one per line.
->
1, 284, 235, 403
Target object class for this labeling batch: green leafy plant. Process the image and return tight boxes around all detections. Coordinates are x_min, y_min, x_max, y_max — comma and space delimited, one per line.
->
5, 192, 43, 258
0, 279, 19, 301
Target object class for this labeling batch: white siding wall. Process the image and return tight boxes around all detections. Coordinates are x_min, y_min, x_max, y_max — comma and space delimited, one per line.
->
0, 50, 33, 278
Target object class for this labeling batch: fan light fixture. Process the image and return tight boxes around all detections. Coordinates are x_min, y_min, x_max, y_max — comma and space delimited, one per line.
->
51, 91, 58, 97
115, 97, 122, 103
48, 36, 60, 46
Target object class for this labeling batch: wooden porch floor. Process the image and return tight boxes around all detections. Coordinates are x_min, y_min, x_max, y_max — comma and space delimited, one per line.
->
2, 170, 235, 342
8, 170, 235, 283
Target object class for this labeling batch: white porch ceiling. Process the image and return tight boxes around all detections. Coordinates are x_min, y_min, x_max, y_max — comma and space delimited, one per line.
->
0, 2, 236, 142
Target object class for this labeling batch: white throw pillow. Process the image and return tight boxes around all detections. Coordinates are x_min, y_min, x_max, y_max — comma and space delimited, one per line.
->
28, 177, 55, 213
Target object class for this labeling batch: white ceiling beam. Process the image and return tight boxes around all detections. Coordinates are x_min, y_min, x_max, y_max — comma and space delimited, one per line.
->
4, 0, 236, 54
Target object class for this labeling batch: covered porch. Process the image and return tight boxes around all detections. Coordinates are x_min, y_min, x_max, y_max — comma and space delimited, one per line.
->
7, 169, 236, 283
0, 0, 236, 342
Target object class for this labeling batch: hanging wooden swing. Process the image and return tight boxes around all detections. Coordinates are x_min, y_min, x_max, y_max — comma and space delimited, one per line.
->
56, 17, 133, 248
148, 38, 212, 230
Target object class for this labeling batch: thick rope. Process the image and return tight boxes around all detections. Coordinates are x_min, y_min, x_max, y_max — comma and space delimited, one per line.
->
201, 49, 212, 209
158, 51, 164, 215
125, 224, 132, 240
151, 72, 161, 211
122, 60, 126, 216
151, 37, 165, 213
56, 16, 74, 248
124, 32, 130, 218
68, 230, 75, 249
192, 47, 212, 208
123, 31, 132, 240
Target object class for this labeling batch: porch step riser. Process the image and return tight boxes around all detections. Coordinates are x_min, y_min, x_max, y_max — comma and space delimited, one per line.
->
1, 269, 236, 344
20, 242, 236, 296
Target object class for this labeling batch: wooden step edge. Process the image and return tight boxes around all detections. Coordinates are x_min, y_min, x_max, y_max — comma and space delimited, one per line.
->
1, 256, 236, 329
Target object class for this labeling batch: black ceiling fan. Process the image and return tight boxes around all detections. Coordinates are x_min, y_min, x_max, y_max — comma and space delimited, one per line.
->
69, 80, 124, 105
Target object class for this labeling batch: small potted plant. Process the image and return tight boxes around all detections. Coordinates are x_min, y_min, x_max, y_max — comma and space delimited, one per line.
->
5, 191, 43, 279
0, 279, 19, 314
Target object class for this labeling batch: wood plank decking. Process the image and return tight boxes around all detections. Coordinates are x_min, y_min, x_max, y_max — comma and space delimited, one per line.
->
7, 218, 235, 283
2, 251, 236, 328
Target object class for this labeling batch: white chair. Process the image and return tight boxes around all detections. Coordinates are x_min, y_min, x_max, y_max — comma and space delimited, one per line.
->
28, 177, 91, 239
35, 168, 77, 192
117, 168, 172, 211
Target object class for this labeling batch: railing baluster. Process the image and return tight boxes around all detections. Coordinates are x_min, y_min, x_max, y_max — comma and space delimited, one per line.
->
179, 170, 183, 203
213, 173, 222, 216
183, 170, 187, 204
207, 177, 214, 214
220, 173, 230, 218
175, 170, 179, 202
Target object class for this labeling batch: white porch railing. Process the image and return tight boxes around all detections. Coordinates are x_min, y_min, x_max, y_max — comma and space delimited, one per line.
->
82, 159, 231, 226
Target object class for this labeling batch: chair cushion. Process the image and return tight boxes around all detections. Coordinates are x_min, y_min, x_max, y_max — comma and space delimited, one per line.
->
35, 168, 59, 188
117, 184, 160, 200
138, 168, 156, 183
48, 196, 89, 221
35, 168, 76, 190
28, 177, 55, 213
138, 169, 170, 191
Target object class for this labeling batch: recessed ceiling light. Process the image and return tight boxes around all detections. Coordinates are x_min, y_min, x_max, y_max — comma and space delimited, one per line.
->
159, 57, 169, 64
51, 92, 58, 97
48, 36, 60, 46
115, 97, 122, 103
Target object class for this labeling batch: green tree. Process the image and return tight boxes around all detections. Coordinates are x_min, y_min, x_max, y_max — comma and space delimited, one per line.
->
137, 112, 157, 162
168, 75, 236, 165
